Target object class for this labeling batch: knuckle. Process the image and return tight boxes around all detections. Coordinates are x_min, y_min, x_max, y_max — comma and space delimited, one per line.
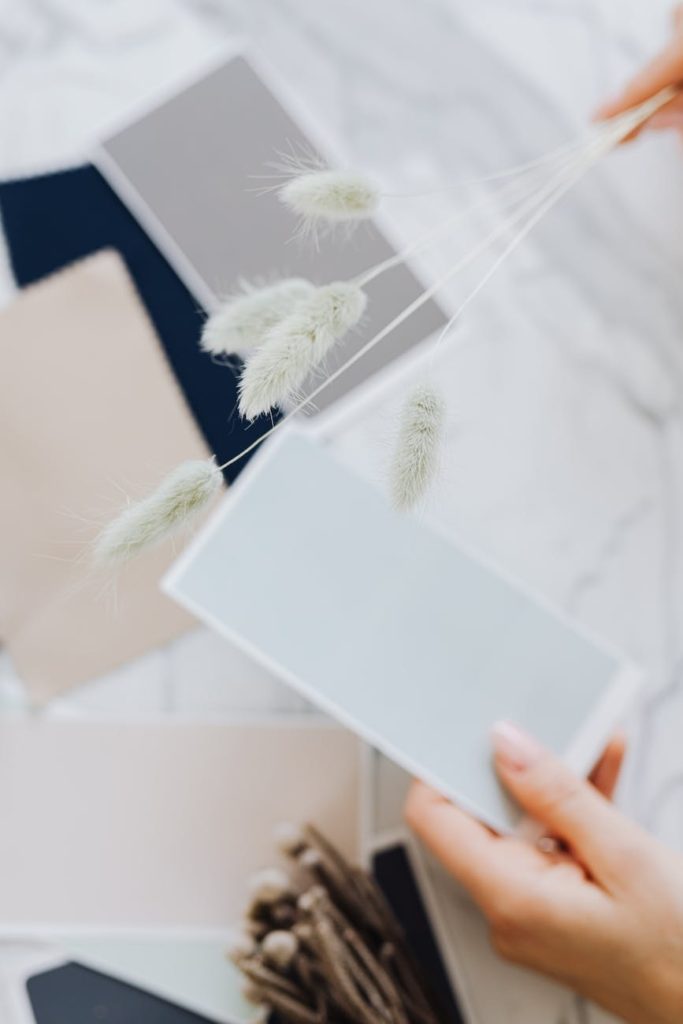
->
533, 769, 583, 819
608, 836, 649, 877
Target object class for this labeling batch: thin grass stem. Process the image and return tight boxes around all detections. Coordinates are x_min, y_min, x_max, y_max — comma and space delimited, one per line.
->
216, 87, 675, 474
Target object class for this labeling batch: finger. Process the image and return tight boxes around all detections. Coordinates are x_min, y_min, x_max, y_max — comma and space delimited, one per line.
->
648, 100, 683, 134
595, 38, 683, 123
404, 780, 520, 913
515, 734, 627, 867
595, 93, 683, 144
589, 732, 626, 801
491, 722, 646, 888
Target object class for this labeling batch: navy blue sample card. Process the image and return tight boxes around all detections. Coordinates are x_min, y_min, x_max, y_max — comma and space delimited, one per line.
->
0, 165, 268, 480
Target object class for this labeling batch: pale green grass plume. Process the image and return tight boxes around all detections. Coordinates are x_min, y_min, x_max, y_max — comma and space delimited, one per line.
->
279, 169, 380, 232
93, 459, 222, 563
390, 384, 446, 511
200, 278, 314, 356
238, 282, 367, 419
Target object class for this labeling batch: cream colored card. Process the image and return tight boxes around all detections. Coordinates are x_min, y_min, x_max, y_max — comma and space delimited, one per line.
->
0, 250, 215, 705
0, 717, 360, 930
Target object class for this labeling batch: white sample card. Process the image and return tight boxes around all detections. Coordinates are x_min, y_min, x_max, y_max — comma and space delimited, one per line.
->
166, 430, 639, 833
0, 717, 360, 931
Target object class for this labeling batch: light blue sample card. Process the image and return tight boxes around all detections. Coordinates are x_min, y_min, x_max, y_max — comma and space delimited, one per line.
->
165, 430, 639, 832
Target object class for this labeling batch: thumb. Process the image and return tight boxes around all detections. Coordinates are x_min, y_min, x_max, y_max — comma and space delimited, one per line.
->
492, 721, 646, 888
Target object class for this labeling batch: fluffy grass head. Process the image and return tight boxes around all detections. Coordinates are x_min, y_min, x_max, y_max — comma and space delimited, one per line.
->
200, 278, 314, 357
238, 282, 367, 420
279, 169, 380, 235
93, 459, 222, 563
390, 384, 446, 511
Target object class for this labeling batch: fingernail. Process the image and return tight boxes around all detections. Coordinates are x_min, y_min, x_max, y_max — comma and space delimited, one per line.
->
491, 721, 543, 771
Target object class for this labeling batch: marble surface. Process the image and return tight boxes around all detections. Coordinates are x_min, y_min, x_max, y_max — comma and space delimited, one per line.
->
1, 1, 683, 1022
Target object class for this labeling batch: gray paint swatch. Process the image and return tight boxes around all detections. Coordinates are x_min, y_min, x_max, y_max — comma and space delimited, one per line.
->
97, 55, 446, 414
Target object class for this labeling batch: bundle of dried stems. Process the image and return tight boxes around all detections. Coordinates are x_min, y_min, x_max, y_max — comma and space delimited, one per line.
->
229, 824, 444, 1024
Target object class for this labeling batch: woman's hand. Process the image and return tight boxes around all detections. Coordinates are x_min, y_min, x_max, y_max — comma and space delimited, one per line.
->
595, 4, 683, 137
405, 724, 683, 1024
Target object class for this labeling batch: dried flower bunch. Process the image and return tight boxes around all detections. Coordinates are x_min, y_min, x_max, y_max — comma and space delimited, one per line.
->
229, 822, 444, 1024
93, 87, 675, 564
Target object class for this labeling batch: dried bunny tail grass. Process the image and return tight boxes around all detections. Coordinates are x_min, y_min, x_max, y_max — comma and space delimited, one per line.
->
200, 278, 315, 356
218, 95, 671, 475
279, 169, 380, 230
93, 460, 222, 563
390, 384, 446, 511
238, 282, 367, 420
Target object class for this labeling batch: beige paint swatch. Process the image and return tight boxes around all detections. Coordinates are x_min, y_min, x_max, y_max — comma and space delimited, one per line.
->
0, 717, 360, 929
0, 250, 215, 704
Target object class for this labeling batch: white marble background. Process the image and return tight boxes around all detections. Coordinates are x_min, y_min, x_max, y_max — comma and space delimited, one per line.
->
1, 2, 682, 1023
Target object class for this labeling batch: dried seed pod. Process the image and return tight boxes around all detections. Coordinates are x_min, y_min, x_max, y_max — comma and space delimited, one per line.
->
298, 847, 321, 871
297, 885, 327, 914
262, 929, 299, 969
249, 867, 291, 905
226, 928, 257, 964
274, 821, 307, 856
292, 921, 315, 944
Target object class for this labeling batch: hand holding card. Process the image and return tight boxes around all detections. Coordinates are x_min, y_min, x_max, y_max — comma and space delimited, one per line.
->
165, 430, 639, 833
